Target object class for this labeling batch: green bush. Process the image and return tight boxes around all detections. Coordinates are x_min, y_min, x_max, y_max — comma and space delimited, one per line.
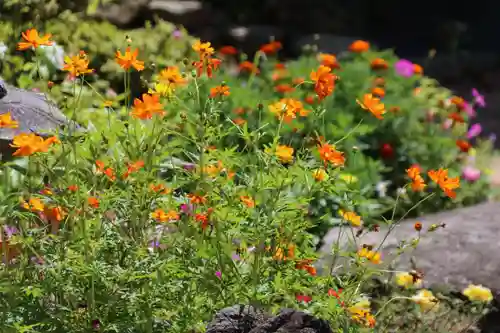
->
0, 24, 496, 333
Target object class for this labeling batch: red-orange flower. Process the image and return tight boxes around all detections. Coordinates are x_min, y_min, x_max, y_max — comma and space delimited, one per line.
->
131, 94, 165, 119
356, 94, 386, 120
318, 143, 345, 166
238, 61, 260, 74
456, 139, 472, 153
310, 65, 336, 100
88, 197, 100, 209
413, 64, 423, 75
260, 41, 282, 54
193, 57, 221, 78
348, 40, 370, 52
123, 160, 145, 179
428, 168, 460, 198
448, 112, 465, 124
218, 45, 238, 55
115, 47, 144, 71
296, 259, 317, 276
240, 196, 255, 208
17, 28, 53, 50
371, 87, 385, 98
209, 85, 230, 98
370, 58, 389, 70
195, 213, 210, 230
187, 193, 207, 205
274, 84, 295, 94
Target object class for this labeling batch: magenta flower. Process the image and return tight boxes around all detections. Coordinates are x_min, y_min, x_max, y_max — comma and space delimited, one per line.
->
467, 123, 482, 139
472, 88, 486, 107
463, 102, 476, 117
215, 271, 222, 279
172, 29, 182, 39
394, 59, 414, 77
462, 166, 481, 182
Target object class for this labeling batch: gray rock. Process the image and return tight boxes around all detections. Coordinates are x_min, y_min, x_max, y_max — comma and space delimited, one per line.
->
148, 0, 201, 15
91, 0, 150, 27
0, 81, 70, 140
206, 305, 332, 333
319, 202, 500, 291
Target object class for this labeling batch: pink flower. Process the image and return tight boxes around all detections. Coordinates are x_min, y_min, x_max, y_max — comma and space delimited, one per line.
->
394, 59, 414, 77
463, 102, 476, 117
462, 166, 481, 182
467, 123, 482, 139
472, 88, 486, 107
215, 271, 222, 279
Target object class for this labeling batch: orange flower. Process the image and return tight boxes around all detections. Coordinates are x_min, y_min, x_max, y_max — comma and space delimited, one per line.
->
274, 84, 295, 93
450, 96, 465, 110
158, 66, 187, 87
356, 94, 386, 120
270, 145, 294, 164
193, 57, 221, 78
310, 65, 336, 100
414, 222, 423, 231
103, 167, 116, 181
115, 47, 144, 71
233, 117, 246, 126
259, 41, 282, 54
456, 139, 472, 153
123, 160, 145, 179
67, 184, 79, 192
209, 85, 230, 98
370, 58, 388, 70
413, 64, 423, 75
389, 106, 400, 113
62, 51, 94, 77
268, 98, 310, 123
192, 40, 214, 58
371, 87, 385, 98
195, 213, 210, 230
348, 40, 370, 53
44, 206, 65, 231
22, 197, 45, 212
151, 208, 179, 222
273, 244, 295, 260
428, 168, 460, 199
10, 133, 59, 157
406, 165, 426, 191
238, 61, 260, 74
218, 45, 238, 55
358, 246, 382, 264
275, 63, 286, 70
292, 77, 305, 85
240, 195, 255, 208
17, 28, 53, 50
319, 53, 340, 69
131, 94, 165, 119
187, 193, 207, 205
88, 197, 100, 209
318, 143, 345, 166
0, 112, 19, 128
150, 183, 171, 194
304, 95, 316, 105
296, 259, 317, 276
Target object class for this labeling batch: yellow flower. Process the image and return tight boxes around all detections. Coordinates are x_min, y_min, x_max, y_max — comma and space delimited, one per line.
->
462, 284, 493, 303
348, 299, 375, 328
312, 168, 328, 182
0, 112, 19, 128
339, 209, 362, 227
395, 272, 422, 288
149, 82, 173, 97
22, 197, 45, 212
358, 247, 381, 264
267, 145, 294, 164
339, 173, 358, 184
411, 289, 439, 311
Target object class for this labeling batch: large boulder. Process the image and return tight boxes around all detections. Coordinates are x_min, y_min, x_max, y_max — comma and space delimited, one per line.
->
206, 305, 332, 333
319, 202, 500, 291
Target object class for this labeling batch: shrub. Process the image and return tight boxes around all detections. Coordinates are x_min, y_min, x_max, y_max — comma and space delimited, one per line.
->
0, 29, 495, 333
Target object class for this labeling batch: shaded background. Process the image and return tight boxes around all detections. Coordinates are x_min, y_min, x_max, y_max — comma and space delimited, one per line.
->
93, 0, 500, 147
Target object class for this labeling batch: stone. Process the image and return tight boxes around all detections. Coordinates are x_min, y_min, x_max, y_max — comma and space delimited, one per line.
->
206, 305, 332, 333
91, 0, 151, 27
0, 80, 73, 159
319, 202, 500, 291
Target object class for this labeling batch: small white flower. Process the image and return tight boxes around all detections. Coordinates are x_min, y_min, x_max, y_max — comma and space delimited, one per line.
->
375, 181, 390, 198
396, 187, 407, 196
0, 42, 7, 58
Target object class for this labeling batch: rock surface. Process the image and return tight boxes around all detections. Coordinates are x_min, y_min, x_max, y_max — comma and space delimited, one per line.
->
319, 202, 500, 291
206, 305, 332, 333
